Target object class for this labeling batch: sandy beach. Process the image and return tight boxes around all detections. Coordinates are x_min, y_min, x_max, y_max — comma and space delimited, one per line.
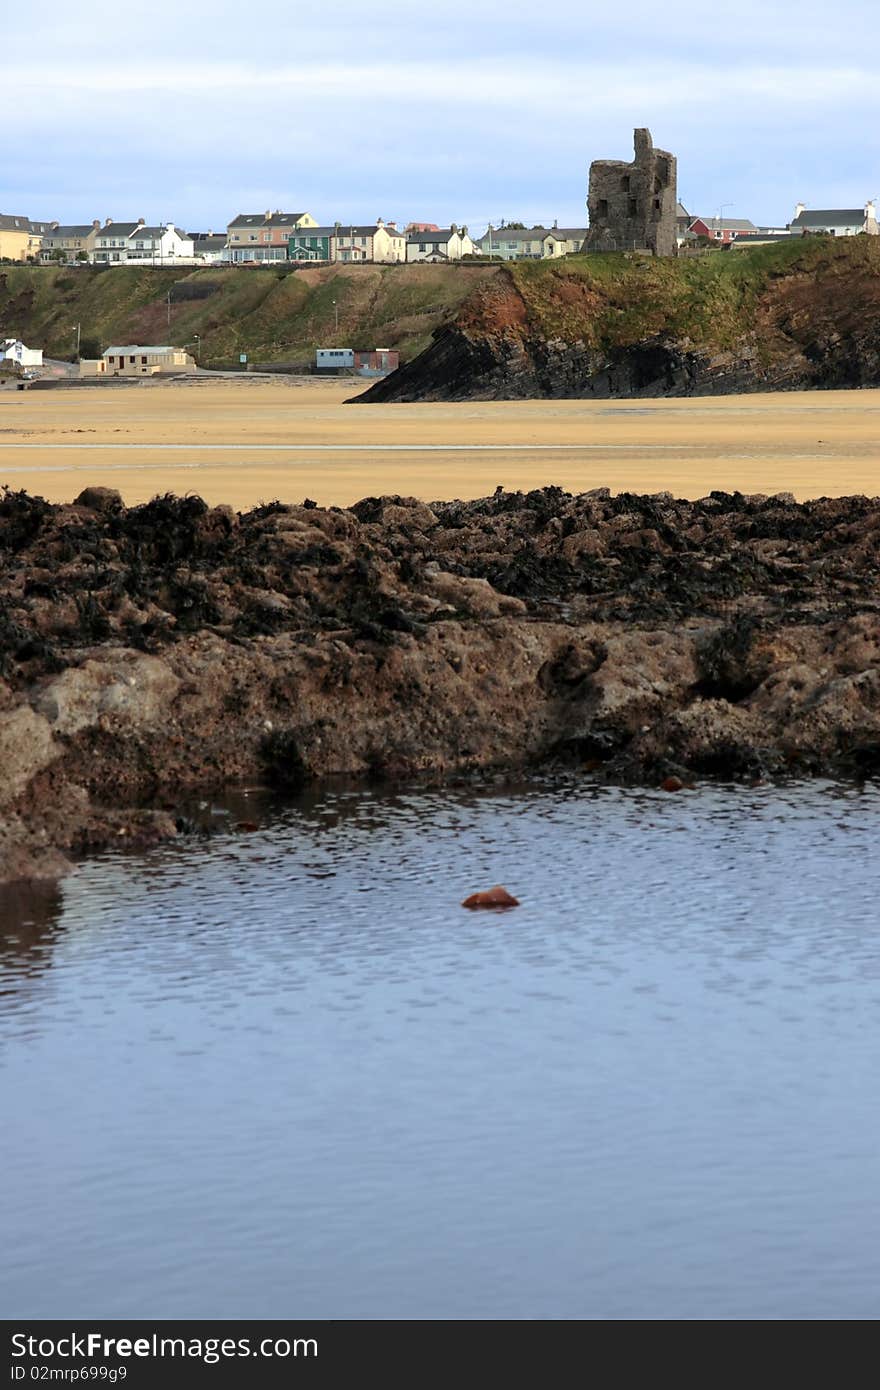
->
2, 376, 880, 508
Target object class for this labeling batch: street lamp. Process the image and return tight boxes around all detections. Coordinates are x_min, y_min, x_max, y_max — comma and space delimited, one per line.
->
332, 299, 338, 333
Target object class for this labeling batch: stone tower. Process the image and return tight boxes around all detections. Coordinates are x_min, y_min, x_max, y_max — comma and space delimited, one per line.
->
582, 128, 677, 256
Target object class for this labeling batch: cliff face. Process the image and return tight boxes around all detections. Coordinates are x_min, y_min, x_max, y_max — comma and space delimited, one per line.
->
3, 483, 880, 882
356, 237, 880, 401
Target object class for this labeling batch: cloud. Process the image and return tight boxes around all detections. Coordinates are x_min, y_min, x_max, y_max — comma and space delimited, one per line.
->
2, 11, 878, 229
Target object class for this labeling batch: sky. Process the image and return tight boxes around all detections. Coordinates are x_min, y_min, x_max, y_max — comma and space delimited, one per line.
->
3, 2, 878, 234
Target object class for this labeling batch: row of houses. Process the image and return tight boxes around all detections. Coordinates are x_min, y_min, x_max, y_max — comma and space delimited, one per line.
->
3, 201, 878, 267
676, 201, 879, 246
219, 213, 587, 264
1, 208, 587, 266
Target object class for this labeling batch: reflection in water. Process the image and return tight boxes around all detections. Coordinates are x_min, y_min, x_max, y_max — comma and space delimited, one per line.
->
1, 779, 879, 1320
0, 878, 65, 1007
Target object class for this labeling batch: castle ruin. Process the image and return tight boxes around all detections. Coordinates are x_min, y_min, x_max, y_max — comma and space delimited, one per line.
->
582, 128, 677, 256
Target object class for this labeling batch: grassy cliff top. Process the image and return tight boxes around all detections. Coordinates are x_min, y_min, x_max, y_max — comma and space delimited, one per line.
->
500, 236, 880, 353
0, 261, 496, 366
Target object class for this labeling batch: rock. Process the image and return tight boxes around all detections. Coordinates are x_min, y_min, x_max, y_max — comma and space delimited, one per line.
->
3, 484, 880, 879
74, 486, 123, 512
0, 707, 58, 807
660, 775, 684, 792
35, 654, 180, 736
462, 885, 520, 909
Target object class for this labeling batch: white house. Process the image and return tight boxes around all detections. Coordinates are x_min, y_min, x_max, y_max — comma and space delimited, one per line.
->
92, 219, 194, 263
0, 338, 43, 369
406, 224, 476, 262
790, 202, 879, 236
476, 226, 572, 260
125, 225, 194, 262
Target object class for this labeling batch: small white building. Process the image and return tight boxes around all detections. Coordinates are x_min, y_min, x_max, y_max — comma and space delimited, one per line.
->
0, 338, 43, 369
790, 202, 879, 237
405, 224, 476, 262
316, 348, 355, 370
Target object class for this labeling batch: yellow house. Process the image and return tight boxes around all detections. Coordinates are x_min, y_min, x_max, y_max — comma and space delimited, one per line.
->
102, 345, 197, 376
0, 214, 35, 261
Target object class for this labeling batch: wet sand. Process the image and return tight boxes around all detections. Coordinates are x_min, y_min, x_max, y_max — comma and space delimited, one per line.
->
2, 377, 880, 507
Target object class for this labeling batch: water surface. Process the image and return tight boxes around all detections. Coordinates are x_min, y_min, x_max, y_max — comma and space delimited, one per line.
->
1, 780, 878, 1319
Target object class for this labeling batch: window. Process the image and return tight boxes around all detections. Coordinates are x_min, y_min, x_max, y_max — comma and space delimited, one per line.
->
129, 356, 135, 363
141, 356, 147, 364
249, 234, 257, 242
628, 198, 638, 217
620, 175, 630, 192
653, 199, 660, 211
597, 199, 608, 219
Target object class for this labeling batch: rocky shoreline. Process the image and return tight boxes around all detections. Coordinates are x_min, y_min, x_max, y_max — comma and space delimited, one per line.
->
2, 483, 880, 883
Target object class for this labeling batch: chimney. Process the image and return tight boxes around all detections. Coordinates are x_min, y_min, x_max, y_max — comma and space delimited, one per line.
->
93, 219, 101, 229
795, 202, 805, 219
105, 217, 113, 226
451, 222, 457, 233
462, 224, 468, 236
137, 217, 145, 226
377, 217, 384, 226
866, 200, 876, 221
265, 209, 271, 219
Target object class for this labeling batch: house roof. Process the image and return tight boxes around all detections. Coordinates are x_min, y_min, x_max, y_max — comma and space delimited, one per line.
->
337, 225, 395, 237
791, 208, 866, 227
0, 214, 31, 231
191, 234, 228, 249
28, 220, 54, 234
675, 202, 690, 219
691, 217, 758, 231
227, 212, 309, 228
95, 223, 143, 238
46, 225, 96, 237
407, 228, 457, 243
480, 227, 556, 241
104, 345, 177, 355
553, 228, 588, 239
288, 227, 337, 237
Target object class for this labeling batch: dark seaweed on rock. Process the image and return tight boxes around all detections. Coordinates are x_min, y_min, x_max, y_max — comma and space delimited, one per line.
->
4, 483, 880, 882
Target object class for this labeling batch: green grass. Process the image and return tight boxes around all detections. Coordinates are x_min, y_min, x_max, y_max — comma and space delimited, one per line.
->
506, 236, 876, 354
0, 263, 494, 367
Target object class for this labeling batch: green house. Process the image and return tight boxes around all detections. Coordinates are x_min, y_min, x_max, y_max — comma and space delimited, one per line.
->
287, 228, 334, 261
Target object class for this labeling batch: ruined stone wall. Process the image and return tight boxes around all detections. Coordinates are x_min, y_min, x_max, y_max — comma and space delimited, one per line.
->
583, 128, 677, 256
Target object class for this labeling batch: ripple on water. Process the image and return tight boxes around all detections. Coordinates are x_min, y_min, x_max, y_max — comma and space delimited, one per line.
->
1, 779, 879, 1319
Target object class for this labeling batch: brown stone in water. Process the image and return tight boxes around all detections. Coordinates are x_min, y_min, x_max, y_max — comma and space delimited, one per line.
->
660, 775, 684, 792
461, 885, 520, 909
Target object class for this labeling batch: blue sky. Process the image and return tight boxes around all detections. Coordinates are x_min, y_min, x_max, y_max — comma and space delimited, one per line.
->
3, 2, 878, 233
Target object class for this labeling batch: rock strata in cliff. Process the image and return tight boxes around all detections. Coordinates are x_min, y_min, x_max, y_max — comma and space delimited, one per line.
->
2, 483, 880, 881
356, 237, 880, 401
